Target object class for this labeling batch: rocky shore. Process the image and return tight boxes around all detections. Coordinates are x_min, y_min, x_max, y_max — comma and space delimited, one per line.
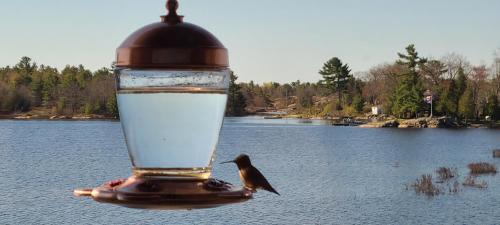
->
360, 117, 477, 128
0, 113, 117, 121
276, 112, 473, 129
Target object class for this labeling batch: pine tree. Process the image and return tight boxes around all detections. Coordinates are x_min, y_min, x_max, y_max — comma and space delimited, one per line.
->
14, 56, 36, 86
41, 67, 59, 106
30, 70, 43, 106
485, 94, 499, 121
455, 67, 468, 113
226, 72, 247, 116
352, 95, 364, 113
455, 67, 467, 96
458, 86, 474, 124
319, 57, 352, 110
106, 94, 119, 118
391, 44, 427, 118
436, 80, 458, 117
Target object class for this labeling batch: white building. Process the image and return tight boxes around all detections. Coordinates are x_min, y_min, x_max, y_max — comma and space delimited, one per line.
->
372, 106, 382, 115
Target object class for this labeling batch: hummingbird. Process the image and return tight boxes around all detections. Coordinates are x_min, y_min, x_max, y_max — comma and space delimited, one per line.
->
221, 154, 280, 195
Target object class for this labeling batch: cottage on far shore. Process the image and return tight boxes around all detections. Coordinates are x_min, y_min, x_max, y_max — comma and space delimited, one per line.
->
372, 106, 382, 115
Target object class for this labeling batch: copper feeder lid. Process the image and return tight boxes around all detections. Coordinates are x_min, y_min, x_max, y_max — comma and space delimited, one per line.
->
116, 0, 229, 69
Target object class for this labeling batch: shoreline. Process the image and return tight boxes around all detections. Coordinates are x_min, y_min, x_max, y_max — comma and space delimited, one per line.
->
253, 113, 499, 129
1, 113, 498, 129
0, 114, 118, 121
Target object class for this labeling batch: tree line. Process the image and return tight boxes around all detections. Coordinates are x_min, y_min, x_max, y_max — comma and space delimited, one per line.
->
1, 45, 499, 122
227, 44, 500, 122
0, 57, 118, 117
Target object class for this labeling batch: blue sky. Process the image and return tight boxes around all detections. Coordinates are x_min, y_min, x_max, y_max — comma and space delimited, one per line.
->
0, 0, 499, 83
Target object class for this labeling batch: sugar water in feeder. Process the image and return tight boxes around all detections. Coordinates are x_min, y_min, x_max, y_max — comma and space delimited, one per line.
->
117, 69, 230, 178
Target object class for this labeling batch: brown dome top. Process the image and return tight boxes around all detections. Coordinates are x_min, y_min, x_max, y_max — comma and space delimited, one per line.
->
116, 1, 228, 69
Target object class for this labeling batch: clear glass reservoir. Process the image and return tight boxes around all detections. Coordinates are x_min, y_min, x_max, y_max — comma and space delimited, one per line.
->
116, 69, 230, 179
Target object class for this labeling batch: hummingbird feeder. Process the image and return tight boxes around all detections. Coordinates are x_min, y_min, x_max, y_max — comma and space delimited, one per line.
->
74, 0, 252, 210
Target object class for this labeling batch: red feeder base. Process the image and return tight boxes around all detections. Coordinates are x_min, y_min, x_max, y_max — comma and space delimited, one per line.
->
74, 176, 253, 210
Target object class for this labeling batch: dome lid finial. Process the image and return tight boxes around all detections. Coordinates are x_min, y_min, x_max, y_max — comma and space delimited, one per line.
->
162, 0, 183, 24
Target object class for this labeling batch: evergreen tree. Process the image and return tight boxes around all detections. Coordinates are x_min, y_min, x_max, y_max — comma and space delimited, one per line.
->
106, 94, 119, 118
14, 56, 36, 86
60, 66, 81, 113
392, 44, 427, 118
485, 94, 499, 121
352, 95, 364, 113
435, 80, 458, 116
60, 65, 92, 113
455, 67, 467, 97
30, 70, 43, 106
458, 86, 474, 124
345, 77, 363, 104
226, 72, 247, 116
41, 67, 59, 106
455, 66, 468, 113
319, 57, 352, 110
76, 65, 92, 89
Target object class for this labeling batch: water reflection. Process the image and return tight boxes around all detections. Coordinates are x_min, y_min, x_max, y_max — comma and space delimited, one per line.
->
224, 116, 331, 126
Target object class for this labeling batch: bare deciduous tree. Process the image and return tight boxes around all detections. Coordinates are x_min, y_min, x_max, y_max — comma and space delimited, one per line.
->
441, 53, 471, 80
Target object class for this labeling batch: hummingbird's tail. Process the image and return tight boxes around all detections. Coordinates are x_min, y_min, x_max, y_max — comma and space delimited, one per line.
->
264, 186, 280, 196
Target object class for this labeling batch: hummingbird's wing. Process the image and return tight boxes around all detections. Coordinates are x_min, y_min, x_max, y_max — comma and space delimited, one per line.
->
247, 166, 280, 195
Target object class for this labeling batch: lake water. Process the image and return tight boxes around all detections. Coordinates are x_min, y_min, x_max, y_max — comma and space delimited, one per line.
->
0, 118, 499, 225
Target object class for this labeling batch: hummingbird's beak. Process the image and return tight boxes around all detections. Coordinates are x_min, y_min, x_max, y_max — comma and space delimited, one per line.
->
220, 160, 234, 164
